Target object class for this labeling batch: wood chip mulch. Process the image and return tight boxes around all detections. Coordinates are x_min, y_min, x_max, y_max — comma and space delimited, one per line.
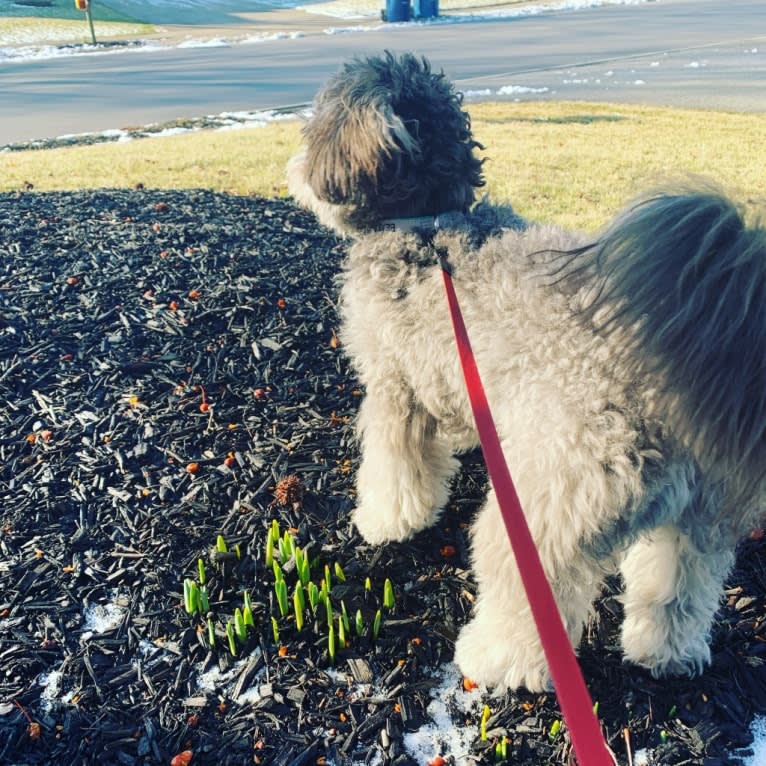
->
1, 188, 765, 766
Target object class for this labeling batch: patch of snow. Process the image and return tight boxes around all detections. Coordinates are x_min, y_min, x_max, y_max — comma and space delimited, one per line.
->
402, 663, 485, 763
81, 593, 128, 639
176, 37, 231, 48
737, 715, 766, 766
0, 41, 166, 63
38, 669, 63, 710
463, 88, 493, 97
497, 84, 550, 94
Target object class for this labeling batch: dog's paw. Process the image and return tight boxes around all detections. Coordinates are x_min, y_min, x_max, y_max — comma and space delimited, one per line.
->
453, 617, 551, 693
352, 501, 435, 544
621, 610, 711, 678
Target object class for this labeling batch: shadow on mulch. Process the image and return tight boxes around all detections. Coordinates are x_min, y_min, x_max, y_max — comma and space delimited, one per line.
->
0, 189, 764, 766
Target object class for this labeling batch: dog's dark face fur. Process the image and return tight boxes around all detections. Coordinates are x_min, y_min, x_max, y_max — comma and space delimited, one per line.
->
291, 52, 485, 231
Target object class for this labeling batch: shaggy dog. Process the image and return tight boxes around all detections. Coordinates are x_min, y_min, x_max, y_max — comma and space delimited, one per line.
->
288, 51, 766, 692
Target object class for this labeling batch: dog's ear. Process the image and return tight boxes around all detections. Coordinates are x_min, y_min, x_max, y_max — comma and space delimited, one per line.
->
301, 56, 421, 209
302, 86, 419, 206
298, 52, 484, 222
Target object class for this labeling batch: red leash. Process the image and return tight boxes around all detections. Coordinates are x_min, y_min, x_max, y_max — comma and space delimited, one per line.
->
440, 262, 613, 766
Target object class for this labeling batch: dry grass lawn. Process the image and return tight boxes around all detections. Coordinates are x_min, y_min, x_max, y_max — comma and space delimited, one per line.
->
0, 17, 153, 44
2, 101, 763, 232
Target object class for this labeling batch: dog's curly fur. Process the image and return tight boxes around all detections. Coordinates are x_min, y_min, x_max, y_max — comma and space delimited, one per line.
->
288, 51, 766, 692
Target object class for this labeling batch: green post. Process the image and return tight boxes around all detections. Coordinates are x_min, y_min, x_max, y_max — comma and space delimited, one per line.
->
76, 0, 97, 45
86, 5, 97, 45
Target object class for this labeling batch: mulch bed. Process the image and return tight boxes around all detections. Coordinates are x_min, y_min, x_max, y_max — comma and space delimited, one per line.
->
1, 188, 765, 766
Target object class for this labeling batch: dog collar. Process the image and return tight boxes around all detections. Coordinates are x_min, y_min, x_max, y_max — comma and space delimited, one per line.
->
371, 210, 463, 234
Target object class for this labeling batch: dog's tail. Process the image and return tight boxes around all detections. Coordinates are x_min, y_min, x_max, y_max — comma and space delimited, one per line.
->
587, 182, 766, 499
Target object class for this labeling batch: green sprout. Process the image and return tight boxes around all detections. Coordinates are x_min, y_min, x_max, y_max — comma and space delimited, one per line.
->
275, 579, 289, 617
197, 557, 207, 585
334, 562, 346, 583
480, 704, 491, 741
198, 586, 209, 614
265, 534, 275, 568
364, 576, 372, 592
328, 622, 336, 664
495, 736, 509, 762
593, 701, 599, 716
549, 719, 562, 740
272, 560, 283, 582
278, 537, 290, 565
234, 608, 247, 642
355, 609, 364, 637
226, 622, 237, 656
325, 595, 334, 629
207, 617, 216, 648
324, 563, 332, 592
234, 542, 241, 559
340, 600, 350, 636
294, 546, 304, 579
183, 578, 199, 615
243, 604, 254, 628
271, 616, 280, 644
183, 579, 192, 613
216, 534, 228, 554
293, 587, 305, 632
307, 581, 320, 612
338, 614, 346, 649
296, 547, 311, 585
383, 578, 395, 609
294, 582, 305, 612
372, 609, 382, 641
243, 590, 253, 613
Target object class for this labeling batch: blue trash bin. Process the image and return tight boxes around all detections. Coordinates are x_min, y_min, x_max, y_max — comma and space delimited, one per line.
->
383, 0, 410, 22
413, 0, 438, 18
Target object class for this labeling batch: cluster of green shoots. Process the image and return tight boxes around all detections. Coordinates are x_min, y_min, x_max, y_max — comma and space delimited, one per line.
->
266, 519, 395, 664
181, 526, 397, 663
479, 704, 509, 762
182, 534, 254, 656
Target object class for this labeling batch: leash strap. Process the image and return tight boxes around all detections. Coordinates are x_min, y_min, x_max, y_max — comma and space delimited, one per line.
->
439, 259, 613, 766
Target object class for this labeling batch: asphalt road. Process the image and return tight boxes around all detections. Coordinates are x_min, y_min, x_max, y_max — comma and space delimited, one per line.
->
1, 0, 764, 146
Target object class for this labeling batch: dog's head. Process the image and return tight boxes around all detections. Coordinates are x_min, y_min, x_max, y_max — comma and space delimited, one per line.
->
287, 51, 485, 235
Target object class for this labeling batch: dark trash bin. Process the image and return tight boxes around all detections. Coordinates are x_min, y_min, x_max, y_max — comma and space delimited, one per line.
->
382, 0, 410, 22
413, 0, 438, 18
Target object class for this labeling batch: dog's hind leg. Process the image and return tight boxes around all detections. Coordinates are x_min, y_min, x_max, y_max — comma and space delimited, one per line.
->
352, 386, 460, 544
619, 523, 734, 678
453, 489, 602, 692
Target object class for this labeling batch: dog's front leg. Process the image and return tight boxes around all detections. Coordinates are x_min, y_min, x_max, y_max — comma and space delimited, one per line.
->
352, 388, 460, 544
454, 489, 602, 693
